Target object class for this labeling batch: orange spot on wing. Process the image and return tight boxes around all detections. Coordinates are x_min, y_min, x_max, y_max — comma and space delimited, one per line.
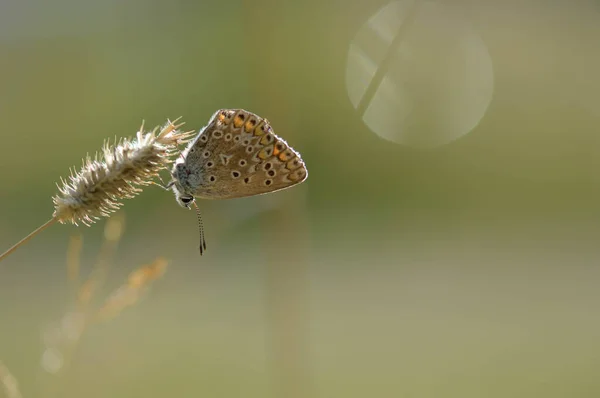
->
233, 115, 244, 128
258, 149, 269, 160
260, 135, 271, 145
286, 158, 299, 170
253, 121, 266, 136
245, 119, 257, 133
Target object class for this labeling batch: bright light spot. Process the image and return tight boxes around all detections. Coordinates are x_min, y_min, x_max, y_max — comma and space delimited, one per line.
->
41, 348, 63, 374
346, 0, 494, 148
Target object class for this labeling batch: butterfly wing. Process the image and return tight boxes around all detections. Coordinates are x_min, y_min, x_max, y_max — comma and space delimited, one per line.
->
182, 109, 308, 200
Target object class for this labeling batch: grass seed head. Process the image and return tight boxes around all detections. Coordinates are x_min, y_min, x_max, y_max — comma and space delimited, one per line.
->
52, 120, 194, 226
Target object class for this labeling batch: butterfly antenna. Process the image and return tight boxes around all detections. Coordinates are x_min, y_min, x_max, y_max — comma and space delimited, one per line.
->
193, 201, 207, 255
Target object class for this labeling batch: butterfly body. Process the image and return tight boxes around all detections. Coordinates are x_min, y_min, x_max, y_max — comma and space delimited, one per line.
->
170, 109, 308, 208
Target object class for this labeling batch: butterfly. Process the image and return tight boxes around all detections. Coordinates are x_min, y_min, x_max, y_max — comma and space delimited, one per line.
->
166, 109, 308, 254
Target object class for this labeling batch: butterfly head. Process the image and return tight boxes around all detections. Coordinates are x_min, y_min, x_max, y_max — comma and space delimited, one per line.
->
171, 180, 194, 208
170, 163, 195, 208
176, 193, 195, 209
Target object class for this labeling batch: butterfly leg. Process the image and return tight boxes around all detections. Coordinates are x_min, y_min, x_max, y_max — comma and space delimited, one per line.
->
150, 177, 174, 191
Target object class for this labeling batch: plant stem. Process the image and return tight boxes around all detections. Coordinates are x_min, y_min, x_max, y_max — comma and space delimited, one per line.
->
0, 217, 57, 263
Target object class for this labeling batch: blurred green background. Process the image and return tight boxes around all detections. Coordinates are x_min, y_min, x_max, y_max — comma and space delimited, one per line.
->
1, 0, 600, 397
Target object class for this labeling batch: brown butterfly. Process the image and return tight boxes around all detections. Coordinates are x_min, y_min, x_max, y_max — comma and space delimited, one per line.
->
166, 109, 308, 254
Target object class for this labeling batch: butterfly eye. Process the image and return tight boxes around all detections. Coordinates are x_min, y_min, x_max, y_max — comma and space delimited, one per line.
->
179, 196, 194, 207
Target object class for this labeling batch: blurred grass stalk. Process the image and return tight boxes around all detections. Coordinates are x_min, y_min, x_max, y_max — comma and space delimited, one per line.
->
37, 213, 169, 398
0, 360, 22, 398
241, 2, 313, 396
